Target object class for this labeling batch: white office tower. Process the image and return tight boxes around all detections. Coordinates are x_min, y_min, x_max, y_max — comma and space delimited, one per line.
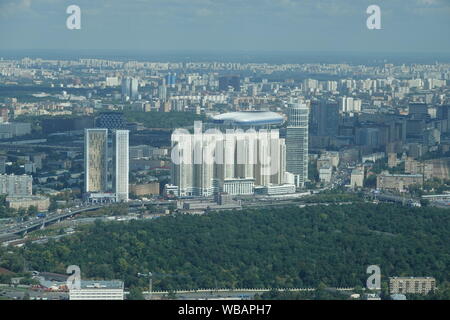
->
114, 130, 129, 202
84, 129, 108, 193
286, 99, 309, 188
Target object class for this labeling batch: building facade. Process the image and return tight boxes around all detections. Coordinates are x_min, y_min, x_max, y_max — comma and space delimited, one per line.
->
389, 277, 436, 295
69, 281, 124, 300
0, 174, 33, 196
84, 129, 108, 193
286, 100, 309, 188
171, 114, 287, 197
376, 172, 423, 191
114, 130, 129, 202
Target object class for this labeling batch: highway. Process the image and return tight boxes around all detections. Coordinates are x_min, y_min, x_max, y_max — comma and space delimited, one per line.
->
0, 204, 104, 240
0, 199, 175, 243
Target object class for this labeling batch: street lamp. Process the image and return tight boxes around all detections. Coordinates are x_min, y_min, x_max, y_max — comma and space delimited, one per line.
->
137, 272, 152, 300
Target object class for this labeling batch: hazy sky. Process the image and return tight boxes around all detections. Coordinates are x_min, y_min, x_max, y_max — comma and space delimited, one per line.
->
1, 0, 450, 53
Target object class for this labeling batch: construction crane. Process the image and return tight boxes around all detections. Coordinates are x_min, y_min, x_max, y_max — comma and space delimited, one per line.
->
137, 271, 188, 300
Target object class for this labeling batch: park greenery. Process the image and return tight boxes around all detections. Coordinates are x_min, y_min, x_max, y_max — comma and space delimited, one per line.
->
0, 203, 448, 294
123, 111, 206, 129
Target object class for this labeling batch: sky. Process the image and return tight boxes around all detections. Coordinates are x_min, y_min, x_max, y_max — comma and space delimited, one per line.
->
0, 0, 450, 55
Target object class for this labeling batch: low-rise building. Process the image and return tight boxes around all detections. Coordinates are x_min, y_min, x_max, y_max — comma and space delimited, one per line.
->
350, 169, 364, 188
69, 280, 125, 300
254, 184, 296, 195
130, 182, 160, 196
319, 166, 332, 183
219, 178, 255, 196
389, 277, 436, 295
6, 195, 50, 211
362, 152, 385, 163
0, 174, 33, 196
376, 172, 423, 192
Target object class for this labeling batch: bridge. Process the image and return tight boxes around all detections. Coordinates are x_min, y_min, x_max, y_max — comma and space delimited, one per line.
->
0, 200, 176, 243
0, 205, 104, 242
364, 191, 420, 207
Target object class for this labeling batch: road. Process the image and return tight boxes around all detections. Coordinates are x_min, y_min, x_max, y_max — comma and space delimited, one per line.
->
0, 199, 175, 243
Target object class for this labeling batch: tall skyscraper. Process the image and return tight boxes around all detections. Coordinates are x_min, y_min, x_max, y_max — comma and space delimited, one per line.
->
121, 77, 139, 100
311, 100, 340, 137
165, 73, 177, 86
121, 77, 131, 98
84, 129, 129, 202
84, 129, 108, 193
286, 100, 309, 188
114, 130, 129, 202
130, 78, 139, 100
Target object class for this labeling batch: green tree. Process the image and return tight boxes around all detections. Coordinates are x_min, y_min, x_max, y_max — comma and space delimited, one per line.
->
128, 287, 145, 300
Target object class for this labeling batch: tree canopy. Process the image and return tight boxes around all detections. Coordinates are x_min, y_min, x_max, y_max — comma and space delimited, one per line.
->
1, 203, 448, 292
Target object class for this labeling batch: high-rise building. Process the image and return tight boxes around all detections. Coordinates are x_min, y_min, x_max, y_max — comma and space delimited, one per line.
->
340, 97, 362, 113
84, 129, 108, 193
0, 156, 6, 174
286, 99, 309, 188
84, 128, 129, 202
311, 100, 339, 137
409, 102, 429, 120
121, 77, 131, 98
171, 112, 287, 197
130, 78, 139, 100
165, 73, 177, 86
69, 281, 124, 300
0, 108, 8, 123
158, 84, 168, 102
113, 130, 129, 202
121, 77, 139, 100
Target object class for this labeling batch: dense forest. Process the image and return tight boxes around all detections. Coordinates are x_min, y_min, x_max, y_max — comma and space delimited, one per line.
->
0, 203, 449, 291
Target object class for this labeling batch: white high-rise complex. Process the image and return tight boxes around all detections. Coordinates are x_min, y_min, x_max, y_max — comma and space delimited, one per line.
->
171, 112, 288, 197
286, 99, 309, 188
114, 130, 129, 202
340, 96, 362, 113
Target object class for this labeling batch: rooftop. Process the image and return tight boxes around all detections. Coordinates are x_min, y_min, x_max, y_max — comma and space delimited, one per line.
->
80, 280, 124, 290
212, 111, 284, 126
